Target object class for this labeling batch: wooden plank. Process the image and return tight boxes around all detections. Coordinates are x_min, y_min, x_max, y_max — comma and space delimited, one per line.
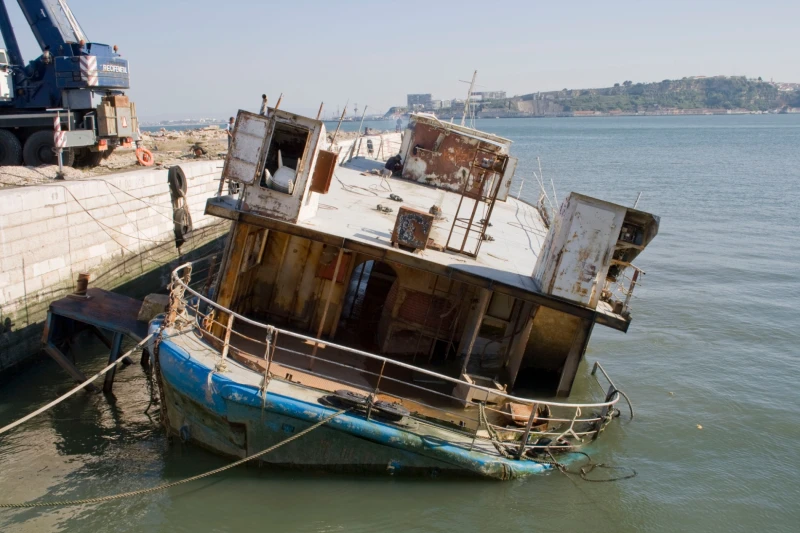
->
103, 332, 124, 393
43, 342, 98, 392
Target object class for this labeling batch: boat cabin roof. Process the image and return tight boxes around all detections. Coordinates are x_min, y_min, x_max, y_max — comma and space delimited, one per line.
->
207, 156, 630, 331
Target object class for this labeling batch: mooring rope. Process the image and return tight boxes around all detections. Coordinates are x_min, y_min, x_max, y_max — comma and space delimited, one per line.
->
0, 334, 155, 436
0, 408, 348, 508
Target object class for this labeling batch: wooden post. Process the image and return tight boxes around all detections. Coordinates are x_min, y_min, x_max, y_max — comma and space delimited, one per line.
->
555, 318, 594, 397
103, 332, 124, 393
623, 269, 640, 312
517, 403, 538, 458
41, 312, 98, 392
458, 288, 492, 376
310, 248, 344, 368
220, 313, 235, 362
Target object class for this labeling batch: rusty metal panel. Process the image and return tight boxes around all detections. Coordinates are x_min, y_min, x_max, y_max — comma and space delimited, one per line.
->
317, 252, 351, 282
496, 156, 517, 202
532, 194, 628, 308
310, 149, 337, 194
401, 118, 511, 193
224, 111, 270, 185
391, 207, 434, 250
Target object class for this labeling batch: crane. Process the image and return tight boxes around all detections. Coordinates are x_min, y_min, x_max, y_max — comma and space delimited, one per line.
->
0, 0, 138, 167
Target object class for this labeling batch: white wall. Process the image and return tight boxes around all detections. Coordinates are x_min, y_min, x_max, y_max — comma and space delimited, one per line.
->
0, 161, 229, 371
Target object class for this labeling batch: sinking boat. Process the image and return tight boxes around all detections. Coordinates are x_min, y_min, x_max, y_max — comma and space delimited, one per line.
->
148, 110, 659, 480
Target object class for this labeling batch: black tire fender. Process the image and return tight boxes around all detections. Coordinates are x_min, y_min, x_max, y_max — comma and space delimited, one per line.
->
173, 206, 192, 235
168, 166, 188, 197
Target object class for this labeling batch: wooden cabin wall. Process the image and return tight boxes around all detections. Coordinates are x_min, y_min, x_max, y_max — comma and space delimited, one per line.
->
246, 231, 350, 336
515, 306, 585, 394
373, 262, 471, 358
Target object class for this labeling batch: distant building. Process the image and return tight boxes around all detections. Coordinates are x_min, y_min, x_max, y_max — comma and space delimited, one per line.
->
441, 100, 451, 109
473, 91, 506, 100
407, 94, 432, 108
428, 99, 442, 110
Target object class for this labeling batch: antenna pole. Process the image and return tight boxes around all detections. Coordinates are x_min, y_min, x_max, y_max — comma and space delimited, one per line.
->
539, 156, 557, 208
461, 70, 477, 127
328, 101, 348, 150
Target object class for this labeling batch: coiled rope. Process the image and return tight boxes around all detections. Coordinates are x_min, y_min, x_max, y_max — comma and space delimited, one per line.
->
0, 408, 348, 508
0, 334, 155, 436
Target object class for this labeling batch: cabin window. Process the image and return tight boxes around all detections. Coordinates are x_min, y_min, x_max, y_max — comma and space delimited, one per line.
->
486, 292, 514, 322
260, 122, 310, 195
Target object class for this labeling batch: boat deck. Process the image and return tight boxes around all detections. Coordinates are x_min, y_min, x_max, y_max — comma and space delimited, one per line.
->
207, 158, 629, 329
209, 319, 505, 431
306, 158, 549, 294
166, 326, 506, 456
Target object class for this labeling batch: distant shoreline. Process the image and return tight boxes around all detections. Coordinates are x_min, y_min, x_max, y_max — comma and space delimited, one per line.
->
424, 110, 798, 120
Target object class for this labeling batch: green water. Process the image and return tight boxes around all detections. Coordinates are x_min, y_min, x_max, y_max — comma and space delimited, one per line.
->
1, 115, 798, 532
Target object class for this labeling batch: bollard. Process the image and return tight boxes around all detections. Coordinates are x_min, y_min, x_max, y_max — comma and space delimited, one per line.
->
75, 273, 90, 296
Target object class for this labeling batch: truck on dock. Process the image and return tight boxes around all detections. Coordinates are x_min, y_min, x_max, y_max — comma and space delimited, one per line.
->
0, 0, 138, 167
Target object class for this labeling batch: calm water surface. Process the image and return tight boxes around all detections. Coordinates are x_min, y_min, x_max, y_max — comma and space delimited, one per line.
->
1, 115, 798, 532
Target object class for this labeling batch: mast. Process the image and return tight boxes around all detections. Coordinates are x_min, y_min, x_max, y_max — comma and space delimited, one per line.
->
461, 70, 477, 127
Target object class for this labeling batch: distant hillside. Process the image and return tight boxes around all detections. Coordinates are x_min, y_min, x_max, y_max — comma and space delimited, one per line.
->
395, 77, 800, 118
534, 77, 799, 113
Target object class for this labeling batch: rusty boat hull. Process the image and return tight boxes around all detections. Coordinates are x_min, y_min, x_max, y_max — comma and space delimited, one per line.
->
152, 320, 554, 480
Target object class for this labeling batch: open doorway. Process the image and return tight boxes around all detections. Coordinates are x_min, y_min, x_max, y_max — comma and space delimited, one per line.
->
339, 260, 398, 350
260, 122, 310, 192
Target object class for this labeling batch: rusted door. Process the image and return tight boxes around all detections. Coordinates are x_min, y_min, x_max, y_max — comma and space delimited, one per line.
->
550, 203, 619, 307
223, 111, 270, 185
309, 150, 338, 194
496, 156, 518, 202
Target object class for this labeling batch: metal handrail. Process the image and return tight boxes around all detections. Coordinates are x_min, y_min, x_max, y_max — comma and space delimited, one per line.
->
169, 262, 619, 413
165, 261, 625, 455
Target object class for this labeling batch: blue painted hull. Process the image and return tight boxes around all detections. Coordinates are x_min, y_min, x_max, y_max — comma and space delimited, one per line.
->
153, 325, 553, 480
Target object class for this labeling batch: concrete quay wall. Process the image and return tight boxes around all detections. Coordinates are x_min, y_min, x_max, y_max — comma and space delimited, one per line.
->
0, 161, 229, 372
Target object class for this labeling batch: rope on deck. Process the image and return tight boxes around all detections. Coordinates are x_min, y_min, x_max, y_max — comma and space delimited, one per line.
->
0, 334, 155, 436
0, 408, 349, 508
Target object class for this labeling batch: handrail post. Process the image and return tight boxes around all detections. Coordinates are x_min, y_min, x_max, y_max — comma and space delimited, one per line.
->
310, 248, 345, 370
366, 360, 386, 422
220, 313, 234, 362
517, 403, 538, 458
623, 268, 640, 312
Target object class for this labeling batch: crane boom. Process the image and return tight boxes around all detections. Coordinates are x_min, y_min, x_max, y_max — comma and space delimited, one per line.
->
0, 0, 139, 168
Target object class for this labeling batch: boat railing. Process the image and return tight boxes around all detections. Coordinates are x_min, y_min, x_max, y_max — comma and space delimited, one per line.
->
165, 262, 625, 457
344, 133, 403, 162
603, 264, 644, 316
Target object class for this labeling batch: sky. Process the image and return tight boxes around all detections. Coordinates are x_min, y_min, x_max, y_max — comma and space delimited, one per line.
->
2, 0, 798, 120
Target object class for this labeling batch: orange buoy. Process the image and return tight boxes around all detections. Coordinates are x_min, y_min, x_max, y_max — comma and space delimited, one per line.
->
136, 147, 154, 166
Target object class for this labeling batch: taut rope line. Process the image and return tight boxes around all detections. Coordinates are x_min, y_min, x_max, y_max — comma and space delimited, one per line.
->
0, 408, 348, 508
0, 334, 155, 436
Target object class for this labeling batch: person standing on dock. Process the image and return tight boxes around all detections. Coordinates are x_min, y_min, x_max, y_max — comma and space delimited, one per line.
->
225, 117, 235, 151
